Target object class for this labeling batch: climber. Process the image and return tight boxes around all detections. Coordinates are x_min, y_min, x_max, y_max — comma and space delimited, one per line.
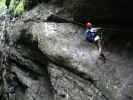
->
84, 22, 106, 62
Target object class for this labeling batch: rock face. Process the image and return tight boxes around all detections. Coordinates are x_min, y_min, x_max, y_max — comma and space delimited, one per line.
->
0, 3, 133, 100
1, 0, 133, 25
50, 0, 133, 26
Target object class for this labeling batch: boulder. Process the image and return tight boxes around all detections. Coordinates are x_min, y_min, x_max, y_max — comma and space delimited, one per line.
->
0, 3, 133, 100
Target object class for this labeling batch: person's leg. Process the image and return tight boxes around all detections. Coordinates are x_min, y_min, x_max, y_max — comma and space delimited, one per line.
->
94, 35, 101, 53
97, 39, 102, 54
95, 38, 106, 63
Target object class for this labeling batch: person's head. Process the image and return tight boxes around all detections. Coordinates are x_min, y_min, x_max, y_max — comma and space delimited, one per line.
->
85, 22, 92, 28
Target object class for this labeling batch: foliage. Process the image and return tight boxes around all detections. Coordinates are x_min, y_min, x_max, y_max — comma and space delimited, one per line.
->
9, 0, 25, 16
0, 0, 7, 12
0, 0, 26, 16
0, 0, 50, 16
13, 0, 25, 15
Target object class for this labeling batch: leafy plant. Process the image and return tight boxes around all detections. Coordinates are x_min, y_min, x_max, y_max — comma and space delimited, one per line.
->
0, 0, 7, 11
13, 0, 25, 15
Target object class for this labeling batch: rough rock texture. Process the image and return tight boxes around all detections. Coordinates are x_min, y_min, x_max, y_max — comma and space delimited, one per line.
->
50, 0, 133, 25
1, 0, 133, 25
0, 3, 133, 100
28, 19, 133, 100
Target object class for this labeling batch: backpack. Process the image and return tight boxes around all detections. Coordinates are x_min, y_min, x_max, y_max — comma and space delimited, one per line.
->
85, 29, 97, 42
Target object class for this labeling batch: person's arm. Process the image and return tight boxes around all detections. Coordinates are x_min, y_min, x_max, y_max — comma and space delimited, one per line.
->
91, 27, 102, 32
95, 27, 102, 30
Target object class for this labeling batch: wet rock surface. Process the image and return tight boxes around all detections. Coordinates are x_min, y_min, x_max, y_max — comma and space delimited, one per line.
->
0, 3, 133, 100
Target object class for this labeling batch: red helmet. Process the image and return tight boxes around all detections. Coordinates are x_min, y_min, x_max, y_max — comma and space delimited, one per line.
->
85, 22, 92, 28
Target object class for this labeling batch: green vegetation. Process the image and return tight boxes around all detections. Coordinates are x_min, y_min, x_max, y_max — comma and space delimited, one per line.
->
0, 0, 7, 11
0, 0, 49, 16
9, 0, 25, 16
0, 0, 26, 16
13, 0, 25, 15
